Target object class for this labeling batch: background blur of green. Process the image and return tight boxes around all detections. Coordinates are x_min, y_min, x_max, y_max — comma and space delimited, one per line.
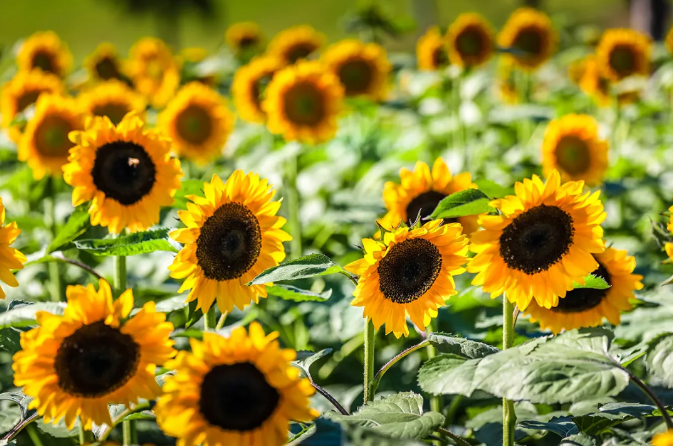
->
0, 0, 628, 61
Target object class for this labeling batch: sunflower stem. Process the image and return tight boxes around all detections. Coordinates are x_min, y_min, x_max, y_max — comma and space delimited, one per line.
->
46, 179, 62, 302
27, 423, 44, 446
371, 340, 430, 394
204, 306, 217, 331
122, 419, 137, 446
286, 155, 302, 260
502, 296, 516, 446
363, 317, 376, 404
426, 321, 444, 442
215, 311, 228, 330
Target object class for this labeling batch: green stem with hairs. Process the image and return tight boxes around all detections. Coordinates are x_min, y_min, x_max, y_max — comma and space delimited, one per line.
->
46, 179, 62, 302
114, 250, 135, 445
426, 321, 443, 445
286, 155, 302, 260
502, 296, 516, 446
363, 318, 376, 404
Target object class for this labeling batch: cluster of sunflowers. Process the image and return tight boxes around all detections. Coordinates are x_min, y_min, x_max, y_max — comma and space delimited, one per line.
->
1, 6, 673, 446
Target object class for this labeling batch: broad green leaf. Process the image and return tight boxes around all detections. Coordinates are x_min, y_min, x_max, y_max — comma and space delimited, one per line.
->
36, 418, 79, 438
172, 179, 205, 210
266, 284, 332, 302
46, 205, 90, 253
302, 418, 426, 446
430, 189, 495, 220
518, 417, 578, 438
0, 328, 21, 354
152, 295, 188, 313
74, 228, 179, 256
572, 274, 610, 290
0, 302, 65, 329
325, 392, 444, 440
474, 179, 514, 199
248, 254, 353, 285
294, 349, 333, 379
560, 433, 597, 446
645, 333, 673, 387
427, 333, 499, 358
0, 405, 21, 436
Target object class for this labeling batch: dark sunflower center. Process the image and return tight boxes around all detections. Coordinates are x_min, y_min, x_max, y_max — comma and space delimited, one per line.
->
34, 115, 75, 157
456, 27, 486, 57
238, 36, 259, 48
283, 81, 325, 126
17, 90, 42, 113
555, 135, 591, 175
54, 320, 140, 397
609, 45, 637, 77
92, 103, 131, 126
286, 44, 316, 63
377, 238, 443, 304
405, 190, 447, 224
176, 105, 213, 145
513, 27, 543, 58
432, 46, 448, 68
91, 141, 157, 205
95, 56, 121, 80
32, 51, 56, 73
199, 362, 280, 432
499, 205, 575, 275
551, 261, 611, 313
338, 59, 373, 95
195, 202, 262, 281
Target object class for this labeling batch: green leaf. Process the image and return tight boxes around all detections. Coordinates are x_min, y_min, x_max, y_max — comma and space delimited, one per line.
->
430, 189, 495, 220
36, 418, 79, 438
518, 417, 579, 438
293, 349, 333, 379
560, 433, 597, 446
645, 333, 673, 387
427, 333, 499, 358
151, 295, 188, 313
74, 228, 179, 256
248, 253, 353, 285
46, 205, 90, 253
572, 274, 610, 290
172, 179, 205, 210
0, 328, 21, 354
266, 284, 332, 302
325, 392, 444, 440
303, 418, 427, 446
474, 179, 514, 199
0, 302, 65, 329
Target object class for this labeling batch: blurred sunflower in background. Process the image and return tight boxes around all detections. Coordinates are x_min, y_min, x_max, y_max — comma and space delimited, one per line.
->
542, 114, 608, 186
416, 26, 449, 71
78, 80, 147, 125
498, 7, 557, 71
232, 55, 285, 123
579, 55, 612, 107
159, 82, 235, 163
496, 60, 520, 104
155, 323, 318, 446
0, 198, 26, 299
653, 430, 673, 446
169, 171, 291, 314
19, 94, 85, 180
322, 39, 390, 100
267, 25, 325, 65
63, 112, 183, 234
84, 43, 129, 83
226, 21, 264, 54
446, 13, 495, 68
346, 220, 469, 338
469, 170, 606, 310
596, 28, 651, 82
525, 247, 642, 333
263, 60, 344, 143
128, 37, 181, 108
17, 30, 72, 78
13, 279, 175, 430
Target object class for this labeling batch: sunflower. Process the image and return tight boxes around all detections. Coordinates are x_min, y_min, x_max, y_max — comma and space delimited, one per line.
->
496, 60, 520, 104
155, 323, 318, 446
579, 55, 612, 107
267, 25, 325, 65
17, 31, 72, 78
78, 80, 147, 126
1, 70, 64, 143
63, 112, 183, 234
596, 28, 651, 82
12, 279, 175, 430
568, 57, 589, 85
225, 22, 264, 53
263, 61, 344, 143
346, 220, 468, 338
525, 247, 642, 334
653, 430, 673, 446
232, 55, 285, 123
84, 43, 128, 83
541, 114, 608, 187
159, 82, 235, 164
468, 170, 606, 310
0, 198, 26, 300
446, 13, 495, 68
19, 94, 85, 180
169, 170, 291, 314
128, 37, 181, 108
380, 158, 480, 236
322, 39, 390, 100
667, 27, 673, 56
416, 27, 449, 71
497, 7, 558, 70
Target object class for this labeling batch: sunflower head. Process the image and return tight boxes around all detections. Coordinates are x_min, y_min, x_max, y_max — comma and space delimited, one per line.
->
263, 60, 344, 144
180, 47, 209, 64
346, 220, 468, 338
496, 60, 520, 104
417, 26, 449, 71
78, 80, 147, 126
446, 13, 495, 68
155, 322, 317, 446
468, 170, 606, 310
159, 82, 235, 164
542, 114, 608, 186
267, 25, 325, 65
653, 430, 673, 446
0, 197, 26, 299
497, 7, 558, 70
525, 247, 642, 333
232, 55, 285, 123
596, 28, 651, 82
128, 37, 181, 108
226, 22, 264, 53
568, 57, 589, 85
17, 31, 72, 78
84, 43, 128, 83
322, 39, 390, 100
63, 111, 183, 234
579, 55, 612, 107
13, 279, 175, 430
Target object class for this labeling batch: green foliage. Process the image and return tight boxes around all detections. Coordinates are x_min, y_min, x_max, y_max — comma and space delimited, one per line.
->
430, 189, 496, 220
74, 228, 179, 256
0, 302, 65, 329
267, 284, 332, 302
46, 205, 90, 253
645, 333, 673, 388
248, 253, 354, 285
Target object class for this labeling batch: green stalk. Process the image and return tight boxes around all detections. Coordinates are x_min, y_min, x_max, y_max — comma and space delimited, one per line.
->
46, 179, 62, 302
502, 296, 516, 446
114, 251, 135, 445
363, 318, 376, 404
27, 423, 44, 446
204, 306, 217, 331
426, 322, 443, 416
122, 420, 137, 446
215, 311, 228, 330
286, 156, 302, 260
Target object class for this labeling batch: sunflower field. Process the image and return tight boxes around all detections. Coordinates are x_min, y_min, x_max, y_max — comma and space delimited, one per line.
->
3, 3, 673, 446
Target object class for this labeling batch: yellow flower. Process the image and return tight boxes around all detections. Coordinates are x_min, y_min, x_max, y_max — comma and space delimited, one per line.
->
579, 55, 612, 107
653, 429, 673, 446
496, 60, 520, 104
155, 323, 318, 446
17, 31, 72, 78
346, 220, 469, 338
446, 13, 495, 68
13, 279, 175, 430
63, 112, 183, 234
267, 25, 325, 65
525, 247, 642, 334
263, 61, 344, 144
416, 27, 449, 71
667, 27, 673, 56
542, 114, 608, 187
232, 55, 285, 123
497, 7, 557, 70
169, 171, 291, 314
596, 28, 651, 82
468, 170, 606, 310
84, 43, 128, 83
159, 82, 235, 164
180, 47, 208, 63
380, 158, 480, 236
128, 37, 181, 108
568, 57, 589, 85
0, 198, 26, 299
225, 22, 264, 52
322, 39, 391, 100
19, 94, 85, 180
1, 70, 64, 143
78, 80, 147, 126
